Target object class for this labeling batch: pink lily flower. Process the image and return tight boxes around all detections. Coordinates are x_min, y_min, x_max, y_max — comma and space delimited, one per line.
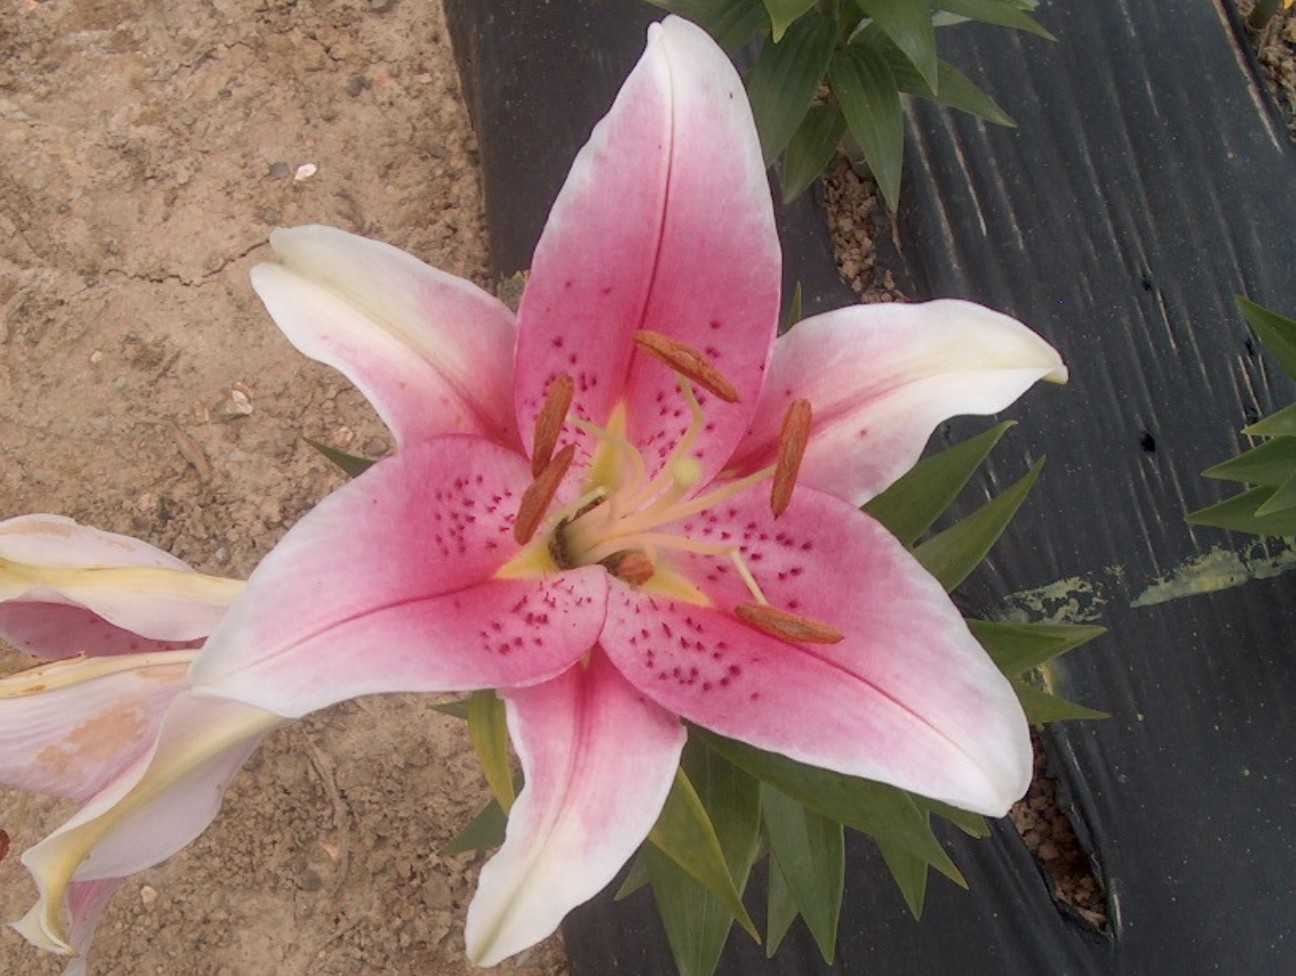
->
189, 16, 1066, 966
0, 515, 281, 975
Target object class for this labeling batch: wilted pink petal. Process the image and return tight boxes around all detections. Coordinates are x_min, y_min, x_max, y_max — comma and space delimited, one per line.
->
465, 653, 684, 965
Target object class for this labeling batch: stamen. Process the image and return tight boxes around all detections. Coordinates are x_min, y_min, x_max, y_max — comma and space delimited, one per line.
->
634, 330, 740, 403
599, 549, 656, 586
770, 398, 812, 517
532, 373, 574, 476
514, 443, 576, 545
734, 603, 843, 644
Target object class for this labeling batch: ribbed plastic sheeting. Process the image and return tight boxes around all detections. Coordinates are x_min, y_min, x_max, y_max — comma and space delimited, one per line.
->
444, 1, 1296, 971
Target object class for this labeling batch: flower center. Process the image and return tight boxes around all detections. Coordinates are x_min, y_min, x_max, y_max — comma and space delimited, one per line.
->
504, 332, 840, 645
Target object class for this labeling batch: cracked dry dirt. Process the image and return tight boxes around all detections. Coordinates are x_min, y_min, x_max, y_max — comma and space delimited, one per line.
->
0, 1, 568, 974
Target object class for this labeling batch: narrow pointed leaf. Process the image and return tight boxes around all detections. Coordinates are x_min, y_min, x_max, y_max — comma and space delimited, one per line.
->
920, 797, 990, 838
930, 61, 1016, 127
1201, 436, 1296, 486
763, 0, 817, 41
877, 837, 929, 918
914, 459, 1044, 592
967, 618, 1107, 676
695, 730, 966, 887
430, 698, 469, 720
1010, 678, 1109, 723
303, 437, 376, 478
1253, 465, 1296, 516
830, 46, 904, 211
937, 0, 1056, 40
865, 421, 1015, 547
855, 0, 938, 90
444, 797, 508, 855
468, 690, 515, 813
782, 281, 805, 332
615, 851, 651, 900
1188, 485, 1296, 536
1244, 402, 1296, 437
780, 103, 847, 203
761, 785, 844, 963
645, 847, 737, 976
649, 768, 759, 940
747, 12, 838, 165
765, 855, 798, 956
1238, 296, 1296, 379
647, 0, 770, 50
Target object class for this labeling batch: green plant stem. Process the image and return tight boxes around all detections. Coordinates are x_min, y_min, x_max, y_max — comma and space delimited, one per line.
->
1249, 0, 1282, 30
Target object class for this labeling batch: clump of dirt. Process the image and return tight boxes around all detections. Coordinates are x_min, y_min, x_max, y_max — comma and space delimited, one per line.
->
821, 157, 905, 303
1238, 2, 1296, 136
0, 1, 565, 975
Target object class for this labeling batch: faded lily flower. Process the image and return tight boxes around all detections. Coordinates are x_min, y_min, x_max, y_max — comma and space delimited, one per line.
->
186, 16, 1067, 966
0, 515, 281, 975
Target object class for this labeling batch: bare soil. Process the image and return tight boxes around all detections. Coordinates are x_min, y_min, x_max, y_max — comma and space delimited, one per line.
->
0, 1, 565, 974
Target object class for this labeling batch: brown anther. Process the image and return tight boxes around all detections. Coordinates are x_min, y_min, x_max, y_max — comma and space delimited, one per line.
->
0, 828, 8, 864
532, 373, 574, 476
514, 443, 576, 545
770, 398, 812, 517
734, 602, 843, 644
634, 329, 741, 403
599, 549, 656, 586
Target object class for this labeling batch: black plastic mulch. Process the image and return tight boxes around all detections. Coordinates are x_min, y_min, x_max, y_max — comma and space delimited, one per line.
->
444, 1, 1296, 972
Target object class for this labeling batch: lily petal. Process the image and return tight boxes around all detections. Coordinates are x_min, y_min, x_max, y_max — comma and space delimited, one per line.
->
190, 437, 608, 717
12, 692, 282, 956
602, 483, 1030, 816
729, 300, 1067, 505
0, 515, 242, 656
465, 653, 684, 965
513, 17, 780, 486
251, 225, 518, 448
0, 651, 193, 799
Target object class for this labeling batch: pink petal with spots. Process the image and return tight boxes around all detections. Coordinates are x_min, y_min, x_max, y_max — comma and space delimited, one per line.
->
13, 693, 282, 958
0, 515, 241, 657
465, 654, 684, 965
252, 225, 518, 448
0, 651, 192, 800
190, 437, 608, 718
513, 17, 780, 486
729, 300, 1067, 505
601, 484, 1030, 816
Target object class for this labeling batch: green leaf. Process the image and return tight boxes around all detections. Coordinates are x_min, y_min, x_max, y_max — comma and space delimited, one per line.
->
1010, 677, 1108, 723
1188, 484, 1296, 536
780, 103, 847, 203
936, 0, 1056, 40
919, 797, 990, 838
647, 0, 770, 50
303, 436, 376, 478
616, 851, 651, 900
430, 698, 469, 719
865, 421, 1015, 547
443, 797, 506, 855
1202, 436, 1296, 487
763, 0, 818, 41
830, 45, 904, 211
966, 618, 1107, 676
928, 60, 1015, 126
855, 0, 938, 91
781, 281, 805, 333
748, 12, 838, 166
1254, 465, 1296, 517
694, 729, 966, 887
1244, 402, 1296, 438
764, 855, 799, 957
649, 768, 760, 940
913, 459, 1044, 592
1238, 296, 1296, 380
467, 691, 515, 812
761, 786, 844, 962
876, 837, 929, 918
